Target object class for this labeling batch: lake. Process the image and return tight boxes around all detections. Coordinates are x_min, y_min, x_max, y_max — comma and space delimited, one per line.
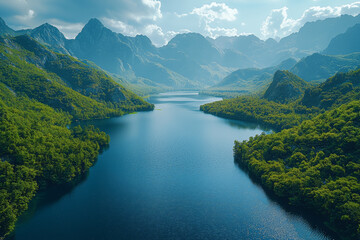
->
9, 92, 332, 240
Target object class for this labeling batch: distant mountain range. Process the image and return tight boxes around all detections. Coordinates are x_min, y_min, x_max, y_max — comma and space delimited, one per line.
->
1, 14, 360, 94
210, 52, 360, 95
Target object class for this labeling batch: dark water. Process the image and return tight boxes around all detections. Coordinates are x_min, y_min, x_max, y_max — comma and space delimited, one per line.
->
11, 92, 332, 240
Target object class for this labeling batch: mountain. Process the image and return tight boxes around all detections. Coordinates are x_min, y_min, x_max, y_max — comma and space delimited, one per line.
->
0, 35, 153, 119
263, 70, 309, 103
211, 34, 285, 67
323, 23, 360, 55
290, 52, 360, 82
211, 14, 360, 68
0, 17, 15, 35
157, 33, 252, 86
29, 23, 69, 54
279, 14, 360, 52
301, 67, 360, 109
67, 19, 203, 90
161, 33, 221, 65
208, 58, 297, 94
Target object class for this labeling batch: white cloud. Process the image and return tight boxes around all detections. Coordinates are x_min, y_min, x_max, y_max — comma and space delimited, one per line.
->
102, 18, 139, 36
141, 0, 162, 20
205, 25, 238, 38
102, 18, 178, 46
50, 20, 84, 39
177, 2, 239, 39
15, 9, 35, 22
190, 2, 238, 23
261, 2, 360, 39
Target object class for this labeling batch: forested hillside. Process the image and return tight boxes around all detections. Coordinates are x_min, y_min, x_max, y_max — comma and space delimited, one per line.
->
234, 100, 360, 239
201, 67, 360, 239
0, 35, 154, 239
0, 35, 153, 120
0, 83, 110, 238
201, 68, 360, 131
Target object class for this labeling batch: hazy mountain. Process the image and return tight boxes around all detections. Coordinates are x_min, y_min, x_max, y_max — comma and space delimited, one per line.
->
66, 18, 200, 90
211, 14, 360, 68
280, 14, 360, 52
208, 58, 297, 94
2, 14, 360, 93
263, 70, 309, 103
290, 53, 360, 82
0, 17, 15, 35
323, 23, 360, 55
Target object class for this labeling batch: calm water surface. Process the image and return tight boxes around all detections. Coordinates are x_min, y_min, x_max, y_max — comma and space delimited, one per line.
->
10, 92, 332, 240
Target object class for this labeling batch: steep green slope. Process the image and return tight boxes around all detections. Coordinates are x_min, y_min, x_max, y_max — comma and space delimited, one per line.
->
234, 100, 360, 240
0, 83, 109, 238
0, 35, 153, 120
302, 68, 360, 110
263, 70, 310, 104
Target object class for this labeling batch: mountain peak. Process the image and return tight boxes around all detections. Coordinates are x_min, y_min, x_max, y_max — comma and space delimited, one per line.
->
33, 23, 60, 32
76, 18, 108, 41
86, 18, 104, 28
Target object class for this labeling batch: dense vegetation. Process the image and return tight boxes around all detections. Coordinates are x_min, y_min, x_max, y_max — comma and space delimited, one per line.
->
202, 68, 360, 130
0, 35, 153, 120
263, 70, 310, 104
234, 100, 360, 239
200, 96, 318, 131
0, 83, 110, 238
0, 36, 154, 239
302, 68, 360, 110
201, 68, 360, 239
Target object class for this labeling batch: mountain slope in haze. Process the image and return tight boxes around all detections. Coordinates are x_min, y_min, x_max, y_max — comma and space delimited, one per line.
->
263, 70, 310, 103
279, 14, 360, 52
0, 35, 153, 119
208, 58, 297, 94
211, 34, 298, 67
157, 33, 250, 86
290, 52, 360, 82
213, 14, 360, 68
323, 23, 360, 55
67, 19, 202, 90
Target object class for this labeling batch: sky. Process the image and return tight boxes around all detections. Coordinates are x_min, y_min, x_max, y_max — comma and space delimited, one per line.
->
1, 0, 360, 46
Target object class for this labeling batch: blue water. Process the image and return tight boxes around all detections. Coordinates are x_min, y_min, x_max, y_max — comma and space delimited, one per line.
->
10, 92, 332, 240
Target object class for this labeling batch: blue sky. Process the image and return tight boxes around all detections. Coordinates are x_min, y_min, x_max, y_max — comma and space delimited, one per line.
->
0, 0, 360, 46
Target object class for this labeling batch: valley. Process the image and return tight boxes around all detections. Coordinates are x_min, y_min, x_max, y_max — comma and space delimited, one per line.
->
0, 7, 360, 240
